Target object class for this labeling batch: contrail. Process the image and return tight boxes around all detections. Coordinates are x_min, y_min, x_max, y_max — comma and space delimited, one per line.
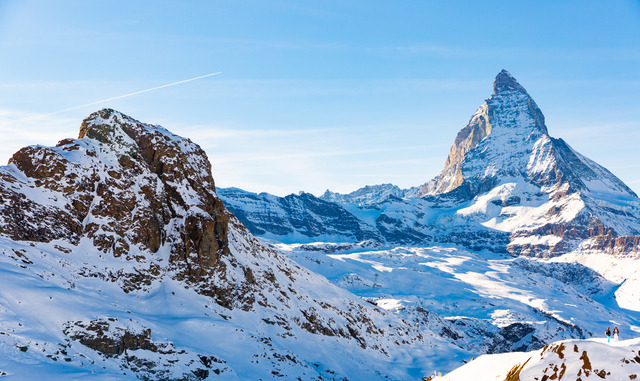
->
43, 72, 222, 117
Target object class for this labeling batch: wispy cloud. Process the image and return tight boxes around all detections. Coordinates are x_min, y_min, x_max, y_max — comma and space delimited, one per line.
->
372, 44, 640, 62
0, 109, 78, 164
554, 122, 640, 139
45, 73, 221, 117
211, 144, 439, 164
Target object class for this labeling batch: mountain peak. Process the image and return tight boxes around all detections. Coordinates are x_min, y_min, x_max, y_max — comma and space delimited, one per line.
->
418, 70, 549, 197
493, 69, 527, 94
78, 108, 141, 144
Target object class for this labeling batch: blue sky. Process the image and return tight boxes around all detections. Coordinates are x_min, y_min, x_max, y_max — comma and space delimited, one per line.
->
1, 0, 639, 196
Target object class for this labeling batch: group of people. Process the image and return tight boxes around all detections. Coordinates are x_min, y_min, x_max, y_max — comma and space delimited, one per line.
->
605, 326, 620, 342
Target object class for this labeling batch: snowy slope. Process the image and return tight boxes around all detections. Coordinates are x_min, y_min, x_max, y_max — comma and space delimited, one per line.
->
276, 243, 640, 360
0, 109, 452, 380
437, 338, 640, 381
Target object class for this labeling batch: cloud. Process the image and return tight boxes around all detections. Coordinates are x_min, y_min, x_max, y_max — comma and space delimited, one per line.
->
0, 109, 78, 163
210, 144, 439, 164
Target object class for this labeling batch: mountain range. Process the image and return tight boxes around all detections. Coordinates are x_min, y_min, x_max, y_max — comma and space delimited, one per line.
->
1, 71, 639, 380
219, 70, 640, 257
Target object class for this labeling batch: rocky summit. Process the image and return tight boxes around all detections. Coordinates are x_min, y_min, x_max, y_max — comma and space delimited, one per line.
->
220, 70, 640, 256
0, 109, 445, 380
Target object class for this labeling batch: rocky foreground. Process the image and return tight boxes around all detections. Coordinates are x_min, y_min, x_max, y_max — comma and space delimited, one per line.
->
435, 338, 640, 381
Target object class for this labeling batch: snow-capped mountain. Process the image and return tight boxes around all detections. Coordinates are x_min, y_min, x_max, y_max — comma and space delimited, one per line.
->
0, 109, 450, 379
4, 71, 640, 379
320, 184, 419, 206
219, 187, 382, 243
214, 71, 640, 373
219, 70, 640, 256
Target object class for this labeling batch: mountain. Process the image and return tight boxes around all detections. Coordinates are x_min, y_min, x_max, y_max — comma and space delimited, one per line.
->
219, 70, 640, 256
436, 338, 640, 381
320, 184, 419, 206
219, 187, 382, 243
420, 70, 636, 200
0, 109, 451, 379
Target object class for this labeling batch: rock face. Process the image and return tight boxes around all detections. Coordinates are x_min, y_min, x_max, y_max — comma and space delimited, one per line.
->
0, 109, 438, 380
219, 70, 640, 257
3, 109, 245, 305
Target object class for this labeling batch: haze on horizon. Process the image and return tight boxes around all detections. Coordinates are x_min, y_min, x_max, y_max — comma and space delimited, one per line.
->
0, 0, 639, 197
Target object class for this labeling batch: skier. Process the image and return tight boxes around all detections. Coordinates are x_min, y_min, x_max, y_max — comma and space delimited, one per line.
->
613, 327, 620, 342
606, 327, 611, 343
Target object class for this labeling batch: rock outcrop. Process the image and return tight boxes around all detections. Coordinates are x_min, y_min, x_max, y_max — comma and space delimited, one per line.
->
2, 109, 249, 306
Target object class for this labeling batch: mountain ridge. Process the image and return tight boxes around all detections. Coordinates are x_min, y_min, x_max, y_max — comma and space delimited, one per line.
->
220, 70, 640, 256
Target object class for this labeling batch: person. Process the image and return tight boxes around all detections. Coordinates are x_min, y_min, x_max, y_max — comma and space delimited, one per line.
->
606, 327, 611, 342
613, 327, 620, 342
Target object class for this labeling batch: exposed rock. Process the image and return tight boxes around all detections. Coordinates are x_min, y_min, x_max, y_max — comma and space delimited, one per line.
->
63, 319, 221, 380
442, 340, 640, 381
1, 109, 251, 304
64, 320, 158, 357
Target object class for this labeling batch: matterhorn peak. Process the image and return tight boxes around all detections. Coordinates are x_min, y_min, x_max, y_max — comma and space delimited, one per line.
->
418, 70, 550, 197
493, 69, 527, 94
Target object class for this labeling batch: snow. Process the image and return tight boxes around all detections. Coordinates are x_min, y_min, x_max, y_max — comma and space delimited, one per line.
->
455, 177, 582, 232
437, 338, 640, 381
5, 68, 640, 380
0, 232, 444, 379
553, 251, 640, 311
376, 298, 407, 311
279, 242, 640, 367
433, 350, 531, 381
509, 235, 563, 247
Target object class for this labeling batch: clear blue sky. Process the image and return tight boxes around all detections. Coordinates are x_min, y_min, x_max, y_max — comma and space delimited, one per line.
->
1, 0, 639, 196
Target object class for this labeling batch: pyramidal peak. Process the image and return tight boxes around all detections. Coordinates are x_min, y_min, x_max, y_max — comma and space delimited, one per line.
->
418, 70, 549, 196
492, 69, 528, 94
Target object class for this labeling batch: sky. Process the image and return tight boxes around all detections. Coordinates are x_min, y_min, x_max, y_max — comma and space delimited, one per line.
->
0, 0, 639, 196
